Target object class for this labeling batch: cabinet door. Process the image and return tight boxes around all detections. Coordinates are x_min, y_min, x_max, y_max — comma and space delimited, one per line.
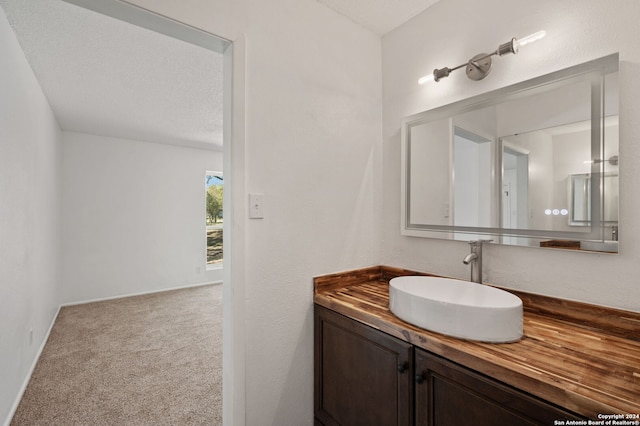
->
315, 305, 414, 426
414, 349, 584, 426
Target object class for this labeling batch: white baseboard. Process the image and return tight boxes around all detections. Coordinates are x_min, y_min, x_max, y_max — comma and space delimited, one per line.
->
61, 281, 223, 307
4, 305, 61, 426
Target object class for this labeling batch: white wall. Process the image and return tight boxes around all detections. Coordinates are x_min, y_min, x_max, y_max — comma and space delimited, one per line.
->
382, 0, 640, 312
0, 7, 62, 423
62, 131, 223, 303
409, 118, 452, 225
453, 136, 492, 227
70, 0, 384, 423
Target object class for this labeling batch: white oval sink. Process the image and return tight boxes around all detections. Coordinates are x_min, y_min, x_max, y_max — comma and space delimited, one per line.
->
389, 276, 523, 343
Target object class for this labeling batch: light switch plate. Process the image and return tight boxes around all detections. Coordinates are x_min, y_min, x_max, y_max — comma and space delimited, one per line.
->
249, 193, 264, 219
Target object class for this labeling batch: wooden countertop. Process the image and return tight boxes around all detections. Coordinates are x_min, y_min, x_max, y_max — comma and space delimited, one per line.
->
314, 266, 640, 419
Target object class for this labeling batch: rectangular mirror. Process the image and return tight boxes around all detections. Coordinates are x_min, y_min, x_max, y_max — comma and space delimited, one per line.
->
401, 54, 619, 253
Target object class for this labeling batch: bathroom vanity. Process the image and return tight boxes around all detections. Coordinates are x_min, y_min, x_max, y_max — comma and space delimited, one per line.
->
314, 266, 640, 425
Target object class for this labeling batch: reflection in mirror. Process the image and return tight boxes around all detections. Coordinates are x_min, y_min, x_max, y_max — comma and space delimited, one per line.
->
454, 127, 492, 228
570, 174, 591, 225
570, 172, 619, 226
408, 117, 452, 226
401, 54, 619, 253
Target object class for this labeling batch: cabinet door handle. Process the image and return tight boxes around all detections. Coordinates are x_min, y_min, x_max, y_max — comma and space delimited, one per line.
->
415, 374, 425, 384
397, 363, 408, 373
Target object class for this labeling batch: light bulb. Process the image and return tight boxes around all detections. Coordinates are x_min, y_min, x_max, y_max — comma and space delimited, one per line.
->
419, 67, 451, 85
418, 74, 434, 85
516, 30, 546, 48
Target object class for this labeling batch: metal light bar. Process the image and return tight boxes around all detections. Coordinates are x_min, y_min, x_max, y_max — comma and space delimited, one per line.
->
418, 30, 546, 85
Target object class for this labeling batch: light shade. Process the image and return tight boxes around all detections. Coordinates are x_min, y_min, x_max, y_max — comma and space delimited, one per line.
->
516, 30, 546, 48
418, 74, 434, 85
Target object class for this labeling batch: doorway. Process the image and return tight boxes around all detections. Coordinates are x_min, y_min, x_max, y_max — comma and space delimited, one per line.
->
2, 0, 238, 422
502, 148, 529, 230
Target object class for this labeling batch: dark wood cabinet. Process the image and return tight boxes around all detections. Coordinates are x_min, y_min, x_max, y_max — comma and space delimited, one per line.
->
414, 349, 583, 425
315, 303, 585, 426
314, 305, 414, 425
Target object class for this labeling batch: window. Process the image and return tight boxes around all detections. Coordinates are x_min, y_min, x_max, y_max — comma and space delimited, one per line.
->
206, 172, 223, 267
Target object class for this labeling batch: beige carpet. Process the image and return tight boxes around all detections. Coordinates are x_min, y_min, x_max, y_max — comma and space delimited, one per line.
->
11, 284, 222, 425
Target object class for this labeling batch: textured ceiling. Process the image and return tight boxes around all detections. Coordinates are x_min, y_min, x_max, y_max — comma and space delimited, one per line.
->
0, 0, 438, 151
316, 0, 440, 35
0, 0, 224, 151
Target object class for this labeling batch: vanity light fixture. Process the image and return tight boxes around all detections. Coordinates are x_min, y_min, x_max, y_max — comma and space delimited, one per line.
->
584, 155, 619, 166
418, 30, 546, 85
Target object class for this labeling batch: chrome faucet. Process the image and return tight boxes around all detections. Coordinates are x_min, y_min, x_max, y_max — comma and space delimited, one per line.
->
463, 240, 492, 284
